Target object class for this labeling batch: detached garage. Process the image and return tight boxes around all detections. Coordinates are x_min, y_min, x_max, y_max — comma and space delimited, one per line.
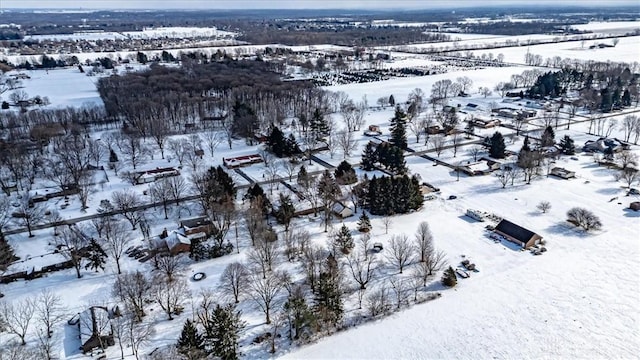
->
494, 219, 543, 249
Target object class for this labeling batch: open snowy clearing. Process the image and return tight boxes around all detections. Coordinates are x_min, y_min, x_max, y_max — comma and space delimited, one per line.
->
571, 20, 640, 34
23, 27, 237, 41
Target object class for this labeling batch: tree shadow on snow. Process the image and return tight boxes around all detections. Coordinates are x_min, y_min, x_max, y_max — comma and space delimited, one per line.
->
623, 208, 640, 218
63, 321, 82, 357
545, 222, 593, 238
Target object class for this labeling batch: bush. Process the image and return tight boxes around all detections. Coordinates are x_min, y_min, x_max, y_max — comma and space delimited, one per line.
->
566, 207, 602, 231
441, 266, 457, 287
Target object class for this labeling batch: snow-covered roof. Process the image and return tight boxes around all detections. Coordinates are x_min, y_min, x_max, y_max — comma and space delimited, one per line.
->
79, 306, 111, 345
165, 230, 191, 250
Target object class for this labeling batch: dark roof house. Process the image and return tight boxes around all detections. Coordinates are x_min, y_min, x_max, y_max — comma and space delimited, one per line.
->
494, 219, 542, 249
78, 306, 115, 353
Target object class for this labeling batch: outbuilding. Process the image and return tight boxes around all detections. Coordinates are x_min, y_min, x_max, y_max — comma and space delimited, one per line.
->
494, 219, 542, 249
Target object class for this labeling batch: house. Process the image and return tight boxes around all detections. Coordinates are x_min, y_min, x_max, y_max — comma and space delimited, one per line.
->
583, 138, 627, 153
151, 230, 194, 255
134, 167, 180, 184
458, 158, 501, 176
494, 219, 543, 249
470, 117, 501, 128
464, 103, 481, 112
332, 201, 354, 218
550, 167, 576, 179
223, 154, 263, 168
466, 209, 485, 222
78, 306, 115, 353
426, 125, 441, 135
629, 202, 640, 211
179, 216, 214, 237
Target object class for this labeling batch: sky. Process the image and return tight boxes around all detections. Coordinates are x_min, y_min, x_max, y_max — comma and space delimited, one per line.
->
1, 0, 638, 10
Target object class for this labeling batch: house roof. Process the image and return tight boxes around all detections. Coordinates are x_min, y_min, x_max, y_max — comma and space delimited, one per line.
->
495, 219, 540, 244
165, 230, 191, 250
79, 306, 111, 345
180, 216, 212, 229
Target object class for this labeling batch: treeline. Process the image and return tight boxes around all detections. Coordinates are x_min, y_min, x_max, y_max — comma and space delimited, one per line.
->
97, 59, 325, 138
238, 27, 449, 46
526, 65, 640, 111
458, 21, 585, 36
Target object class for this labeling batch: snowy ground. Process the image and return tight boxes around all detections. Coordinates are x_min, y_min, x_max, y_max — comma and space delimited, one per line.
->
23, 27, 237, 42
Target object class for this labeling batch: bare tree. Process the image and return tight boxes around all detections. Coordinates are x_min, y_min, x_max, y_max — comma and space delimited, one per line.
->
112, 189, 143, 229
616, 168, 640, 189
337, 131, 357, 159
248, 271, 283, 324
219, 262, 249, 303
112, 271, 152, 322
13, 193, 45, 237
54, 225, 89, 278
469, 145, 482, 162
200, 129, 223, 157
456, 76, 473, 94
152, 275, 189, 320
537, 201, 552, 214
430, 135, 446, 158
451, 133, 462, 157
388, 277, 410, 309
149, 117, 170, 159
127, 316, 154, 360
247, 233, 280, 279
0, 298, 35, 345
616, 151, 638, 170
382, 214, 393, 234
385, 234, 414, 274
346, 252, 378, 309
34, 289, 66, 339
496, 166, 516, 189
414, 221, 434, 263
117, 132, 150, 170
408, 117, 427, 144
167, 138, 189, 166
150, 178, 172, 219
423, 249, 447, 277
154, 254, 187, 283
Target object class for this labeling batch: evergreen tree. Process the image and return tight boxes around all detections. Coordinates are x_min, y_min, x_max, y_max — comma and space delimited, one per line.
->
205, 304, 245, 360
189, 238, 208, 261
388, 94, 395, 106
361, 142, 378, 171
297, 165, 311, 188
560, 135, 576, 155
333, 224, 354, 254
244, 184, 271, 215
275, 194, 295, 231
310, 108, 330, 140
314, 254, 343, 328
317, 170, 341, 232
267, 126, 287, 157
334, 161, 357, 185
389, 106, 408, 149
441, 266, 457, 287
177, 319, 205, 359
284, 285, 316, 340
387, 147, 407, 175
489, 132, 506, 159
521, 135, 531, 152
84, 239, 108, 272
0, 237, 17, 272
357, 212, 371, 233
540, 125, 555, 147
204, 166, 237, 206
109, 148, 119, 163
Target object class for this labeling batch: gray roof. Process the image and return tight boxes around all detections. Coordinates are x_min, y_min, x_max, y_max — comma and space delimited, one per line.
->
495, 219, 539, 243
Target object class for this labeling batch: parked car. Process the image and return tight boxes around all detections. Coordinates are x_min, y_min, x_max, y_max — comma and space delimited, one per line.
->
448, 195, 457, 200
628, 188, 639, 195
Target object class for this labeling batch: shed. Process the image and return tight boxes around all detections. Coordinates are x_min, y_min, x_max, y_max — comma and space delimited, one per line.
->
332, 201, 354, 218
550, 167, 576, 179
494, 219, 542, 249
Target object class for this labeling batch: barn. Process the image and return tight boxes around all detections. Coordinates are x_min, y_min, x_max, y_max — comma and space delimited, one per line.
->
494, 219, 543, 249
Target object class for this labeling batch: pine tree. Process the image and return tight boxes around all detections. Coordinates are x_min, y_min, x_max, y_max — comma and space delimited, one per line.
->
205, 166, 237, 205
275, 194, 295, 231
267, 126, 287, 157
297, 165, 310, 188
0, 237, 17, 272
541, 125, 555, 147
244, 184, 271, 215
333, 224, 354, 254
388, 94, 395, 106
489, 132, 506, 159
84, 238, 107, 272
205, 304, 245, 360
334, 161, 356, 185
560, 135, 576, 155
284, 285, 316, 340
389, 106, 408, 149
318, 170, 341, 232
441, 266, 457, 287
357, 212, 371, 233
314, 254, 343, 329
109, 148, 119, 163
388, 147, 407, 175
361, 142, 377, 171
177, 319, 205, 358
310, 108, 329, 140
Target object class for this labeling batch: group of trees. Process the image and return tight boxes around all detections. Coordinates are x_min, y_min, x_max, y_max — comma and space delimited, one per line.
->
361, 142, 407, 175
361, 175, 423, 215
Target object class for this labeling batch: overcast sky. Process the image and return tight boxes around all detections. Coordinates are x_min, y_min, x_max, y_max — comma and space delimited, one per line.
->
1, 0, 638, 10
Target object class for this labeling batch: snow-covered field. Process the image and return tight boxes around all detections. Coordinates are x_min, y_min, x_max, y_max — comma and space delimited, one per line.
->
23, 27, 237, 41
571, 20, 640, 34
